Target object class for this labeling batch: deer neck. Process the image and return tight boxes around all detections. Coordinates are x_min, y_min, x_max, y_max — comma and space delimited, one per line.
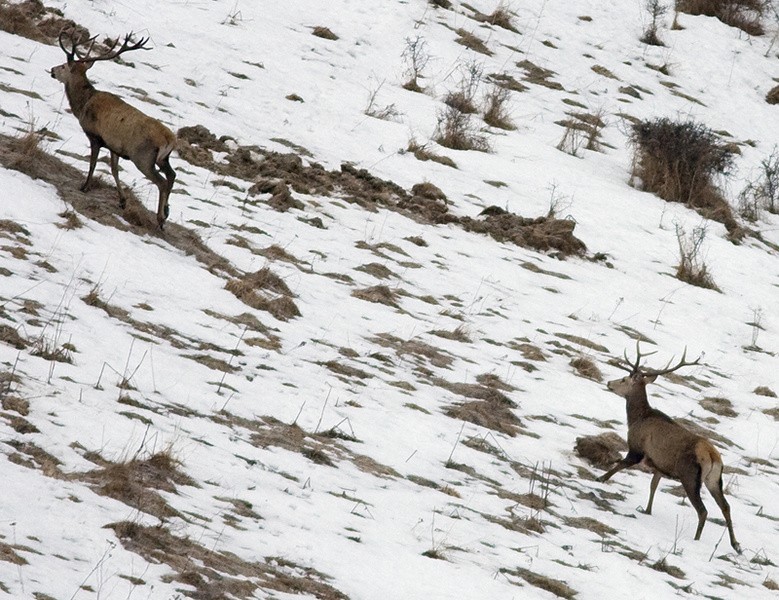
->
65, 74, 97, 119
624, 386, 652, 426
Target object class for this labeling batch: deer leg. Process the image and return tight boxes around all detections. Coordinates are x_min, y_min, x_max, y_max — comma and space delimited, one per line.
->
598, 451, 643, 483
82, 135, 102, 192
158, 155, 176, 219
680, 466, 708, 541
109, 151, 126, 208
137, 155, 169, 229
704, 473, 740, 553
644, 471, 662, 515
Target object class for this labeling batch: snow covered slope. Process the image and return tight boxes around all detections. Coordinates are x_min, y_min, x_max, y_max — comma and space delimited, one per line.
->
0, 0, 778, 598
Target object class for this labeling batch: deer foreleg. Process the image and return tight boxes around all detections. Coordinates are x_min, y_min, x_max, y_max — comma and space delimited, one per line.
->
82, 135, 102, 192
598, 451, 643, 482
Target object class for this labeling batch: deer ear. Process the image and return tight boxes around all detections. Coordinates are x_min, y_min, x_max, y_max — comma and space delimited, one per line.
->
643, 373, 659, 385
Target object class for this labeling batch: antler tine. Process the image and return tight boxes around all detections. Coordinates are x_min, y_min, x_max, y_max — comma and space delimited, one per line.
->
73, 34, 99, 60
77, 32, 151, 64
644, 346, 702, 377
58, 29, 78, 62
612, 341, 657, 375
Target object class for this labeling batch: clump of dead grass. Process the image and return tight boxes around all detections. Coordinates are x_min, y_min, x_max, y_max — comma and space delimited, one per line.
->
483, 85, 515, 130
109, 521, 348, 599
407, 139, 458, 168
352, 284, 400, 307
81, 449, 196, 520
435, 106, 491, 152
455, 28, 492, 55
677, 0, 766, 35
501, 566, 577, 599
226, 268, 300, 321
312, 25, 338, 40
570, 356, 603, 381
575, 432, 627, 469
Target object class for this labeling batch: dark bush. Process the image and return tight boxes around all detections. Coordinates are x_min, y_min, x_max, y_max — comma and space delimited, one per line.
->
630, 118, 739, 232
676, 0, 766, 36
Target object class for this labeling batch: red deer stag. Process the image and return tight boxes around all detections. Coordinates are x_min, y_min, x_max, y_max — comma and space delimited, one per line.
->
598, 344, 740, 552
51, 31, 176, 229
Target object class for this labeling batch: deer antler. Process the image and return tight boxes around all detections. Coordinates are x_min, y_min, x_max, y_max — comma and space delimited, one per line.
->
79, 33, 151, 64
643, 347, 702, 377
613, 341, 657, 375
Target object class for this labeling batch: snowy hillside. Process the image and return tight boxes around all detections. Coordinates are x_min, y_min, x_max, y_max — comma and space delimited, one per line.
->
0, 0, 778, 598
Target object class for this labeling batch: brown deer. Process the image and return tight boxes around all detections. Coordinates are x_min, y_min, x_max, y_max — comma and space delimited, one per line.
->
598, 344, 740, 552
50, 31, 176, 229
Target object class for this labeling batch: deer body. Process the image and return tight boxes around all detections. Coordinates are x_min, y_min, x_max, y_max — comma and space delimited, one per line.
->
599, 348, 739, 552
51, 33, 176, 229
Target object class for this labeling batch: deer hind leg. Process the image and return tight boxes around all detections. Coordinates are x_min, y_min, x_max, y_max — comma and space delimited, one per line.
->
109, 151, 126, 208
644, 471, 662, 515
136, 153, 170, 229
82, 135, 102, 193
680, 465, 708, 541
598, 450, 643, 482
704, 468, 740, 553
158, 154, 176, 219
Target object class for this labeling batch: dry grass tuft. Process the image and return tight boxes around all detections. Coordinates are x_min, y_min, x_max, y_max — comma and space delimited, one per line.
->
407, 139, 458, 168
0, 324, 27, 349
109, 521, 348, 600
767, 84, 779, 104
754, 385, 776, 397
312, 26, 339, 40
81, 450, 196, 520
575, 432, 627, 469
501, 566, 577, 599
483, 85, 515, 130
443, 381, 522, 436
677, 0, 765, 35
455, 28, 493, 55
352, 284, 400, 307
570, 356, 603, 382
226, 268, 301, 321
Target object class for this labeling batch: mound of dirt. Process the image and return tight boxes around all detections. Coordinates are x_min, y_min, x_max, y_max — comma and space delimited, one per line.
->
0, 0, 90, 45
178, 125, 588, 258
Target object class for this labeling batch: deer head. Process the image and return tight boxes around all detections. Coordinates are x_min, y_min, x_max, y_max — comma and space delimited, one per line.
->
607, 343, 700, 397
50, 31, 150, 84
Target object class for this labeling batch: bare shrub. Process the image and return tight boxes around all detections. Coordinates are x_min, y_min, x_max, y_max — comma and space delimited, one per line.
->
738, 146, 779, 220
402, 35, 430, 92
365, 80, 401, 121
630, 118, 738, 233
483, 85, 515, 130
675, 223, 720, 291
642, 0, 669, 45
435, 106, 491, 152
676, 0, 766, 35
444, 60, 483, 114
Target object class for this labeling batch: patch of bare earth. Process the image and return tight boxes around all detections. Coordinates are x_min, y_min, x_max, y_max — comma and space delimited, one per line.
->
177, 125, 588, 258
108, 521, 349, 600
0, 0, 90, 44
0, 134, 236, 277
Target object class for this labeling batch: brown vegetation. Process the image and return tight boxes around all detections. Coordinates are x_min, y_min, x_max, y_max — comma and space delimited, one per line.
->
574, 432, 627, 469
677, 0, 765, 35
0, 0, 89, 44
226, 268, 301, 321
629, 118, 739, 234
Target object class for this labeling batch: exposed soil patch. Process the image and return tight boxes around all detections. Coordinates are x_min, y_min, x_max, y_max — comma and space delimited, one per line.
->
109, 521, 349, 600
0, 134, 237, 277
178, 125, 588, 258
0, 0, 90, 45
